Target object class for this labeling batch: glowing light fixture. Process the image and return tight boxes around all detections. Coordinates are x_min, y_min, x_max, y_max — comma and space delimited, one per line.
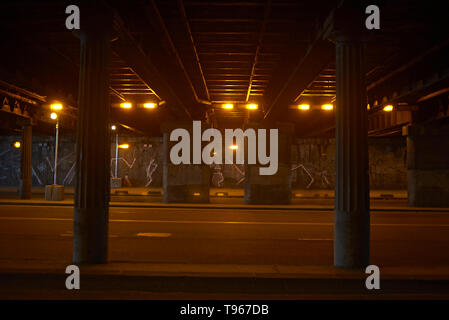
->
50, 112, 60, 185
193, 192, 201, 196
120, 102, 132, 109
51, 103, 63, 110
118, 144, 129, 149
111, 125, 117, 131
321, 104, 333, 110
13, 141, 21, 149
298, 104, 310, 110
230, 145, 238, 150
144, 103, 156, 109
383, 105, 393, 112
246, 103, 258, 110
223, 103, 234, 110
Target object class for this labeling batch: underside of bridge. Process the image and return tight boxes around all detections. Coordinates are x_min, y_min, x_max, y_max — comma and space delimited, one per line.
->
1, 0, 449, 267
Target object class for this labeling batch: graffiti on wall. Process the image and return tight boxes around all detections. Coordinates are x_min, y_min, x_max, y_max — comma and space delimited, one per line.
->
210, 164, 245, 188
291, 163, 332, 189
0, 137, 77, 187
291, 137, 407, 189
0, 136, 407, 189
145, 159, 158, 187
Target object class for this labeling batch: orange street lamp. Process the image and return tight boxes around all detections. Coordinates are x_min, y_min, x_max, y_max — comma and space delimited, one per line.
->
144, 102, 157, 109
120, 102, 132, 109
51, 103, 63, 111
383, 105, 393, 112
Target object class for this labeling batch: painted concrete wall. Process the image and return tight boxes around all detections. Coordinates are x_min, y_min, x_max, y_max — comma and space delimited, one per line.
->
1, 134, 78, 187
292, 137, 407, 189
0, 134, 407, 189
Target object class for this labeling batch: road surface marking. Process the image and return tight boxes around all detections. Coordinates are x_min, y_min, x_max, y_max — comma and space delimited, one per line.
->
137, 233, 172, 237
1, 217, 449, 227
0, 217, 70, 221
59, 233, 118, 238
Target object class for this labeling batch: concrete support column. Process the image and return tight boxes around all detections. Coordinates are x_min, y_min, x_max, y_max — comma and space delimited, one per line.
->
73, 5, 112, 264
19, 124, 32, 199
334, 32, 370, 268
244, 122, 293, 205
162, 122, 210, 203
406, 125, 449, 207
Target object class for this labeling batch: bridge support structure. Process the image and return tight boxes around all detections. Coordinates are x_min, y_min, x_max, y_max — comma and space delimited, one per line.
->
332, 6, 370, 269
73, 4, 112, 264
19, 122, 32, 199
244, 122, 293, 205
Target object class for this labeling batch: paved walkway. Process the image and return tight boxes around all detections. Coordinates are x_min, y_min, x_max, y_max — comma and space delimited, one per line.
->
0, 186, 408, 199
1, 260, 448, 299
0, 199, 446, 211
1, 260, 448, 280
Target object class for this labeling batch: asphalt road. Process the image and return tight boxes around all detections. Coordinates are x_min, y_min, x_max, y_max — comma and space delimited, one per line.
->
0, 204, 449, 267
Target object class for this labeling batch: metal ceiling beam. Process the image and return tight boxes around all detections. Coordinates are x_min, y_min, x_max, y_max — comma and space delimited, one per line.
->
146, 0, 209, 106
112, 11, 192, 119
417, 86, 449, 103
0, 80, 46, 103
130, 66, 161, 100
262, 7, 336, 120
189, 18, 296, 23
49, 47, 128, 102
200, 52, 279, 56
367, 38, 449, 91
184, 2, 265, 6
246, 0, 271, 102
109, 87, 126, 101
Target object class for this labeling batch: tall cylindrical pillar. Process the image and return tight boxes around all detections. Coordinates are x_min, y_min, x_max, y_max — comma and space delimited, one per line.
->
334, 33, 370, 268
19, 124, 32, 199
73, 5, 112, 264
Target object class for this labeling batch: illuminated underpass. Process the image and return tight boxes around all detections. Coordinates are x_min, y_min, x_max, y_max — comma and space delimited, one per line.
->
0, 0, 449, 300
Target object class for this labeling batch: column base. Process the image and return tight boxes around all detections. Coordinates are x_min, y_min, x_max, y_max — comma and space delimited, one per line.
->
45, 185, 65, 201
408, 169, 449, 207
164, 185, 209, 203
244, 165, 291, 205
73, 207, 108, 264
334, 209, 370, 269
110, 177, 122, 189
19, 180, 32, 199
163, 164, 210, 204
244, 184, 291, 205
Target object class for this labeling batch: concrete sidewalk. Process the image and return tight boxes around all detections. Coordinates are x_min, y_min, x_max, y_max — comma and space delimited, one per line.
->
0, 186, 422, 212
1, 260, 449, 280
0, 186, 408, 199
1, 260, 449, 299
